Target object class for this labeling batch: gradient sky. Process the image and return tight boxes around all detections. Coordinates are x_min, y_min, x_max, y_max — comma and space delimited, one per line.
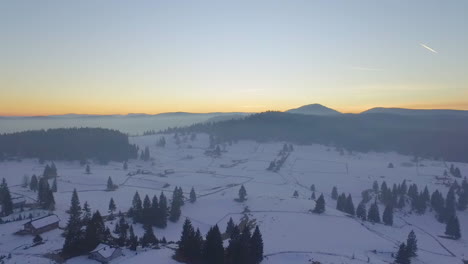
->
1, 0, 468, 115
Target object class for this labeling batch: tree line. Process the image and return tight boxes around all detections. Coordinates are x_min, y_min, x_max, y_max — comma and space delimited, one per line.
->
0, 128, 138, 163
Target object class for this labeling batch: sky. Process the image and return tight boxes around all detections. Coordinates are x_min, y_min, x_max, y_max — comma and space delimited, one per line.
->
1, 0, 468, 115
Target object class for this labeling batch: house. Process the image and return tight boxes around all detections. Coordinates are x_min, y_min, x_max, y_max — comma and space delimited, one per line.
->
11, 196, 26, 209
23, 214, 60, 235
89, 244, 123, 263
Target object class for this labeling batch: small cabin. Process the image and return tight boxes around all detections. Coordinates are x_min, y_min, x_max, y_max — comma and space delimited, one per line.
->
12, 196, 26, 209
23, 214, 60, 235
89, 244, 123, 263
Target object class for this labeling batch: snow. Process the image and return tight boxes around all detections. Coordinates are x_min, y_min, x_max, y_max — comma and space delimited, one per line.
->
0, 133, 467, 263
91, 243, 117, 259
29, 214, 60, 229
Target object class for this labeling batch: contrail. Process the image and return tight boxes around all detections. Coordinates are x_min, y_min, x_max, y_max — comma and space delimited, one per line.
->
420, 43, 438, 53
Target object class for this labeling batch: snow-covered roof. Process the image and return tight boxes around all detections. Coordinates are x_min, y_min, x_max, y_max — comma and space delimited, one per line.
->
27, 214, 60, 229
91, 243, 118, 259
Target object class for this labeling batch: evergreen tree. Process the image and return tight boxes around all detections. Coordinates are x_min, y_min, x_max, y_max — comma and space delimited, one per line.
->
203, 225, 224, 264
123, 161, 128, 170
82, 201, 91, 225
226, 226, 241, 264
345, 194, 355, 216
310, 184, 315, 192
22, 175, 29, 188
116, 215, 129, 246
400, 180, 407, 195
336, 193, 346, 212
62, 189, 84, 257
398, 195, 406, 209
311, 191, 316, 200
128, 225, 138, 250
226, 217, 236, 236
85, 164, 91, 174
83, 210, 106, 252
443, 187, 456, 222
142, 195, 152, 226
51, 178, 57, 192
382, 204, 393, 226
356, 202, 367, 221
30, 175, 38, 192
313, 194, 325, 214
250, 226, 264, 264
157, 192, 168, 228
151, 195, 159, 226
367, 202, 381, 223
107, 176, 116, 191
131, 191, 142, 222
445, 215, 461, 239
0, 178, 13, 216
141, 223, 158, 247
190, 187, 197, 203
331, 186, 338, 200
394, 243, 411, 264
108, 198, 116, 219
457, 189, 468, 211
372, 181, 379, 193
238, 185, 247, 202
177, 218, 200, 262
169, 188, 182, 222
406, 230, 418, 257
293, 190, 299, 198
238, 226, 252, 264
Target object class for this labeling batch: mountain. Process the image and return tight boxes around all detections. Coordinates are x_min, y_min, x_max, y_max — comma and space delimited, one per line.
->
286, 104, 341, 115
362, 107, 468, 117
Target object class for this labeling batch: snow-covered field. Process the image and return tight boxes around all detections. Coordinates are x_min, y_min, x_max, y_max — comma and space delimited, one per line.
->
0, 133, 467, 264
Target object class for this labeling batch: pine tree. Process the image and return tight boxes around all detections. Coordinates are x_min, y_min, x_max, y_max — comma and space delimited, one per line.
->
107, 176, 115, 191
190, 187, 197, 203
445, 215, 461, 239
336, 193, 346, 212
250, 226, 264, 264
141, 223, 158, 247
128, 225, 138, 250
406, 230, 418, 257
313, 194, 325, 214
226, 226, 241, 264
238, 226, 252, 264
157, 192, 168, 228
345, 194, 355, 216
398, 195, 406, 209
458, 189, 468, 211
51, 178, 57, 192
142, 195, 152, 225
83, 210, 106, 252
293, 190, 299, 198
131, 191, 142, 222
331, 186, 338, 200
238, 185, 247, 202
21, 175, 29, 188
311, 191, 316, 200
382, 204, 393, 226
394, 243, 410, 264
170, 188, 182, 222
116, 215, 129, 246
356, 202, 367, 221
85, 164, 91, 174
0, 178, 13, 216
310, 184, 315, 192
443, 187, 456, 222
226, 217, 236, 236
82, 201, 91, 225
203, 225, 224, 264
108, 198, 116, 219
372, 181, 379, 193
62, 189, 84, 257
30, 175, 38, 192
178, 218, 196, 261
123, 161, 128, 170
151, 195, 159, 226
367, 202, 381, 223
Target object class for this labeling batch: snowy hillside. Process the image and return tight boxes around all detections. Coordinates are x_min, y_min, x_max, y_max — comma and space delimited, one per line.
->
0, 133, 467, 264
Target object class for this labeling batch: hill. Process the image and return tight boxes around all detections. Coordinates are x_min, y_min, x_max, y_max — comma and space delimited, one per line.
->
362, 107, 468, 116
286, 104, 341, 115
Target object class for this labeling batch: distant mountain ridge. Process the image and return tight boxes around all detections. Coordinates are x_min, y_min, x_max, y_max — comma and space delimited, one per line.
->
362, 107, 468, 116
285, 104, 341, 115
